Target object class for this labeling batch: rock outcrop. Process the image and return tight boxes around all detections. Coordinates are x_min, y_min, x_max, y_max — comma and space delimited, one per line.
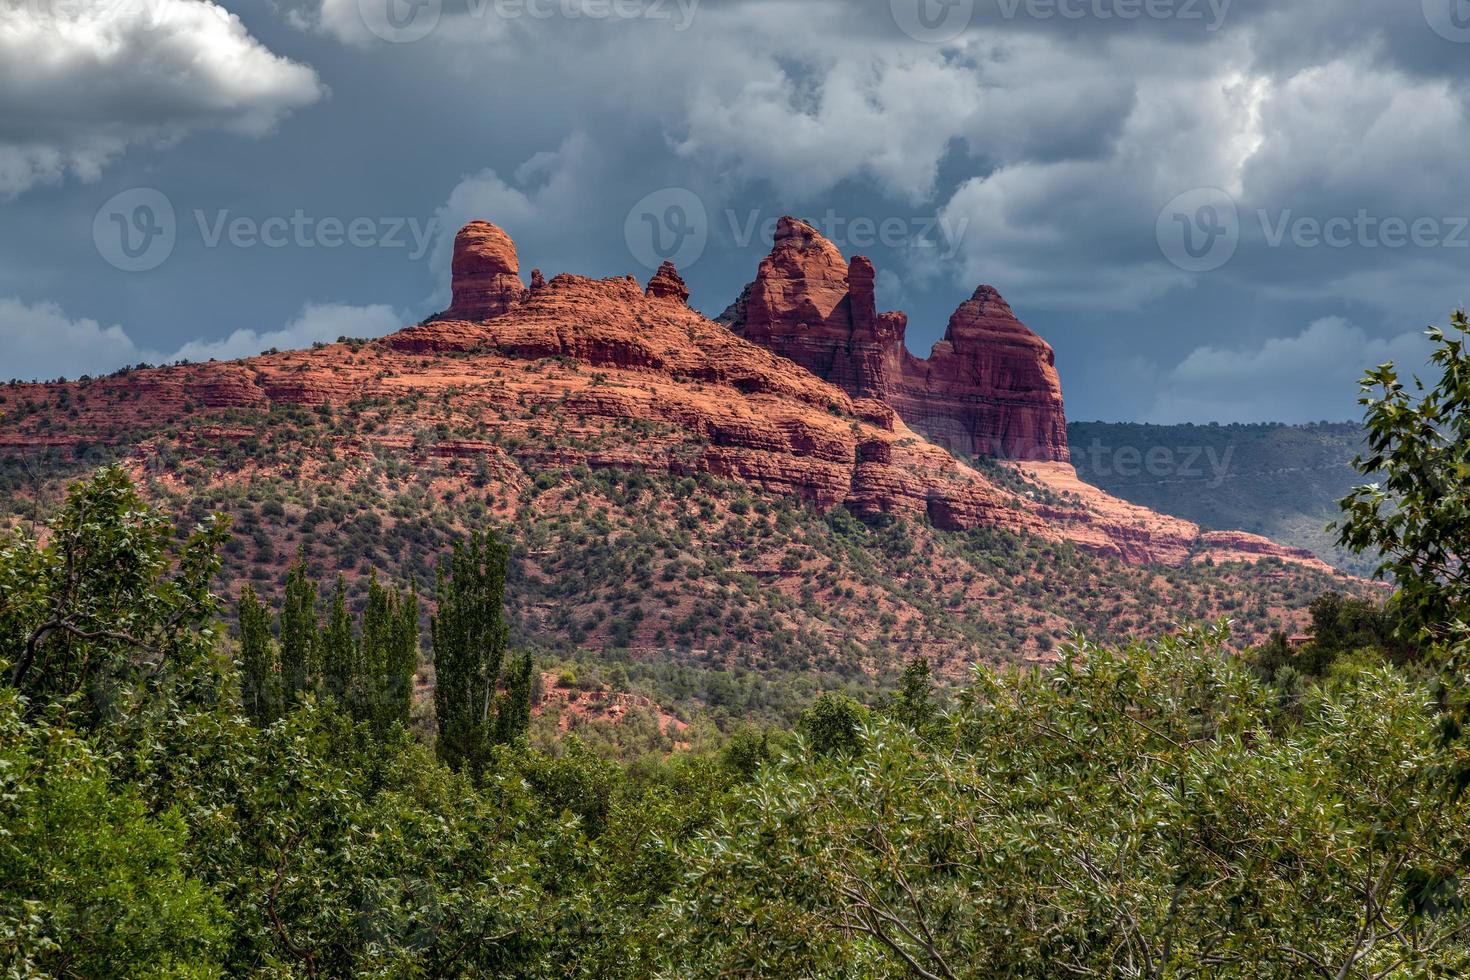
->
0, 218, 1333, 575
437, 220, 525, 321
721, 217, 1070, 462
645, 261, 690, 304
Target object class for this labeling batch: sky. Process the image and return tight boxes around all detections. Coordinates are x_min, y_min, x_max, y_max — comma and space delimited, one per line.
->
2, 0, 1468, 423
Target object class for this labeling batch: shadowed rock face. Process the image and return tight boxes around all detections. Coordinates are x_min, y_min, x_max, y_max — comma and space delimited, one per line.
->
438, 220, 525, 321
720, 217, 1070, 462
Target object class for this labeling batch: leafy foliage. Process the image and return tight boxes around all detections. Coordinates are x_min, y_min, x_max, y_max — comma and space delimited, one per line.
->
1338, 310, 1470, 639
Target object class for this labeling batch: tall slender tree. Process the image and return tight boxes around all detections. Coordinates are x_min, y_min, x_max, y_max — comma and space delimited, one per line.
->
494, 653, 534, 745
279, 557, 318, 705
237, 585, 279, 725
321, 576, 354, 707
384, 584, 420, 734
432, 532, 509, 774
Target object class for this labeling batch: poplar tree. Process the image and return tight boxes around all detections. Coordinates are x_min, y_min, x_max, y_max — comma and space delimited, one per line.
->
237, 585, 279, 724
432, 532, 509, 774
493, 653, 534, 745
279, 557, 318, 705
321, 577, 354, 707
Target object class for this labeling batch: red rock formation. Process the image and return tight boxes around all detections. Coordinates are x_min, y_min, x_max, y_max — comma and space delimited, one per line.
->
437, 220, 524, 321
0, 218, 1331, 575
645, 261, 689, 304
721, 217, 1070, 462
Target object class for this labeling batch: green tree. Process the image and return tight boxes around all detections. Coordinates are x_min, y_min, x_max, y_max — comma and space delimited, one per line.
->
889, 655, 935, 733
494, 652, 534, 745
1337, 310, 1470, 639
0, 465, 226, 722
0, 686, 227, 976
237, 584, 280, 725
797, 693, 865, 756
1336, 312, 1470, 791
279, 556, 318, 705
385, 583, 419, 731
669, 626, 1470, 977
432, 531, 510, 775
321, 576, 354, 708
359, 572, 419, 736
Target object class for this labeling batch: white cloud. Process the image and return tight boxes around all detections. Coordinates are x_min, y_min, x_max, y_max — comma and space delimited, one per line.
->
0, 0, 323, 196
169, 302, 402, 362
1148, 317, 1436, 423
0, 298, 400, 381
426, 133, 606, 306
0, 298, 145, 381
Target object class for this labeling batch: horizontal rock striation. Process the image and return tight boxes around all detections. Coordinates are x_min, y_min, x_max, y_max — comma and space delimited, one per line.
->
0, 219, 1330, 573
721, 217, 1069, 462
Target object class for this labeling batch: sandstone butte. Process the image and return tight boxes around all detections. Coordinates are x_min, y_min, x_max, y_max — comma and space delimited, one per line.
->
720, 216, 1069, 462
0, 218, 1331, 572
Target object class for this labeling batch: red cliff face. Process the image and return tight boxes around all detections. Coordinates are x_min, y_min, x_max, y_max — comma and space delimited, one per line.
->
720, 217, 1070, 462
0, 218, 1332, 577
437, 220, 525, 321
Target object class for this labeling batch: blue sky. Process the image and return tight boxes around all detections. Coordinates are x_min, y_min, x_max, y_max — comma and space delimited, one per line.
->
2, 0, 1468, 423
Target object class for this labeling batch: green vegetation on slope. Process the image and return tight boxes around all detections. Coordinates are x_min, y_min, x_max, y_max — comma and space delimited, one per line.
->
0, 463, 1465, 977
5, 314, 1470, 977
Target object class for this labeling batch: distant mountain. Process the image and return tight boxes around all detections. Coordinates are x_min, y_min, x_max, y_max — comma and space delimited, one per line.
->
1068, 421, 1374, 576
0, 220, 1352, 700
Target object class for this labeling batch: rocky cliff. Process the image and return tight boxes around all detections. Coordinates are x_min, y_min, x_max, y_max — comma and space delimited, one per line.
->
0, 219, 1329, 574
720, 217, 1070, 462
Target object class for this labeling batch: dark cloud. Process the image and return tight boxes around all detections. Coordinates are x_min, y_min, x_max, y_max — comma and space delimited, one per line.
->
1, 0, 1464, 423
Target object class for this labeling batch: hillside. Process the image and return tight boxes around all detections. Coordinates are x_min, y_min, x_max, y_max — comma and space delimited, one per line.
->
0, 220, 1351, 703
1068, 422, 1373, 576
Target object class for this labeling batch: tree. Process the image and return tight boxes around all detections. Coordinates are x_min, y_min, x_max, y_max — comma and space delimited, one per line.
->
1335, 312, 1470, 790
0, 686, 227, 976
321, 576, 354, 708
494, 652, 534, 745
669, 626, 1470, 977
0, 465, 226, 722
238, 584, 280, 724
279, 556, 318, 706
432, 532, 510, 774
890, 656, 935, 733
797, 693, 865, 756
359, 571, 419, 736
1336, 310, 1470, 640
